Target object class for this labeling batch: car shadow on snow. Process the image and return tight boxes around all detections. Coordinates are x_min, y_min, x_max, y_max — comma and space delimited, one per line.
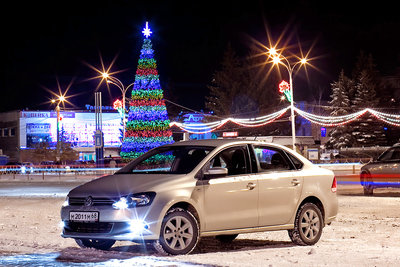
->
193, 237, 294, 254
55, 238, 294, 264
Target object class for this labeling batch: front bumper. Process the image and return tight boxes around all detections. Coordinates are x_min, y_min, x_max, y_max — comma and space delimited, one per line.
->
60, 205, 160, 241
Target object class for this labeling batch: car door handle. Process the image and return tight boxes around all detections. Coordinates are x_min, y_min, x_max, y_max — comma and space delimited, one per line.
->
247, 182, 256, 190
291, 179, 301, 186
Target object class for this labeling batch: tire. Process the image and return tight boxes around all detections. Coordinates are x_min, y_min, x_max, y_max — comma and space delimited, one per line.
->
215, 234, 238, 243
363, 185, 374, 196
75, 238, 115, 250
153, 208, 199, 255
288, 203, 323, 246
361, 172, 374, 196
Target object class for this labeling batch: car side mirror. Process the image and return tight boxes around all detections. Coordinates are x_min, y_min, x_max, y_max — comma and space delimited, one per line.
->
203, 167, 228, 179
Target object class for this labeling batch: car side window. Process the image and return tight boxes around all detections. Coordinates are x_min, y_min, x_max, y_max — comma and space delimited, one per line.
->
379, 147, 400, 161
208, 146, 249, 176
286, 152, 304, 169
253, 146, 292, 172
392, 149, 400, 160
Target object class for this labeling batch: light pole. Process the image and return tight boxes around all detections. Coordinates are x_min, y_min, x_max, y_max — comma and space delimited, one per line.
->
267, 47, 308, 151
51, 96, 65, 157
101, 73, 134, 139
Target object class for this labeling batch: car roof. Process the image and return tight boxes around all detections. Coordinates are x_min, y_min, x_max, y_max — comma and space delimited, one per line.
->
168, 138, 290, 151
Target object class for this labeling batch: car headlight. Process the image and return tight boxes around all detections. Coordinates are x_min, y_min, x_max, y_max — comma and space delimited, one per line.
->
62, 196, 69, 207
112, 192, 156, 209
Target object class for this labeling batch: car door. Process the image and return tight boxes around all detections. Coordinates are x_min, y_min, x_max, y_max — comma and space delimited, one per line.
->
200, 146, 259, 231
253, 145, 304, 226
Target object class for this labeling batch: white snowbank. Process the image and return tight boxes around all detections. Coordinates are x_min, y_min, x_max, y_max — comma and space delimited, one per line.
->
1, 188, 400, 266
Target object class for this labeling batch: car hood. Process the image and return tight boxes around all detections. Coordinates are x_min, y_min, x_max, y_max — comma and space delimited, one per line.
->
68, 173, 187, 198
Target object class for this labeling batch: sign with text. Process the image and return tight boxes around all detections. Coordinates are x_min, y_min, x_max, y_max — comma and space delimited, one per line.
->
223, 132, 238, 138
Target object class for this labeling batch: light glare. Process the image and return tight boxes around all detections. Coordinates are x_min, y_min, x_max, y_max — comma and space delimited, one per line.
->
272, 56, 281, 64
268, 47, 278, 56
129, 220, 149, 235
113, 197, 129, 209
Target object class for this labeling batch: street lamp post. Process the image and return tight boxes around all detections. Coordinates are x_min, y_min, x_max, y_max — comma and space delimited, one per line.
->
101, 73, 134, 139
51, 96, 65, 158
267, 48, 308, 151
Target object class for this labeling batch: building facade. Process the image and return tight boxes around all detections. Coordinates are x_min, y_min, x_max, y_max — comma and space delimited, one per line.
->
0, 109, 122, 162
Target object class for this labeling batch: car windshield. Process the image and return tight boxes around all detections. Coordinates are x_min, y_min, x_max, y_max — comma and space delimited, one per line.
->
116, 145, 215, 174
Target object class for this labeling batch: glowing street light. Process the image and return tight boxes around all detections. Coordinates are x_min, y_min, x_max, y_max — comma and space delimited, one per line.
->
267, 46, 308, 150
45, 79, 76, 160
100, 72, 134, 138
50, 95, 66, 156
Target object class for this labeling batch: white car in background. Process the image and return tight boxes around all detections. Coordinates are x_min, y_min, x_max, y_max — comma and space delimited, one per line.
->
61, 139, 338, 255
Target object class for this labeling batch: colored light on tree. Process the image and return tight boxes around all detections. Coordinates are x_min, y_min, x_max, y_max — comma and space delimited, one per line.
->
120, 22, 173, 159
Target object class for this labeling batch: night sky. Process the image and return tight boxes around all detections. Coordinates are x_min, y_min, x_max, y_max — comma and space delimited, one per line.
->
2, 1, 400, 113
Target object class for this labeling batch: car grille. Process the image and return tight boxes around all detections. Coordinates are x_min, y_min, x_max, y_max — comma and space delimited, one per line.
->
64, 221, 129, 234
69, 197, 115, 206
65, 221, 113, 233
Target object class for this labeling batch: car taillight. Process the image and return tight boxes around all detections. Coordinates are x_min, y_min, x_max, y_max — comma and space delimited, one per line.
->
331, 176, 337, 193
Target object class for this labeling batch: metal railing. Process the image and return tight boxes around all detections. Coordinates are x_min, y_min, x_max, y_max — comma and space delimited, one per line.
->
0, 165, 121, 181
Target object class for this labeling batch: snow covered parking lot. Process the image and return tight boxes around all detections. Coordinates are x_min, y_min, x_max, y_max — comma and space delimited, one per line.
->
0, 187, 400, 266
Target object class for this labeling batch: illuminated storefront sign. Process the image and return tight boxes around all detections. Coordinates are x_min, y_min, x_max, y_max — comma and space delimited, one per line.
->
19, 111, 121, 148
183, 113, 204, 123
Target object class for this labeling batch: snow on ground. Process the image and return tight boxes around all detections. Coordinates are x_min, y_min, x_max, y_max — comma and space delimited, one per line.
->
0, 187, 400, 266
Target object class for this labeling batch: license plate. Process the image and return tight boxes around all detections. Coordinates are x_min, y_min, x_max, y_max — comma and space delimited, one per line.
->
70, 211, 99, 222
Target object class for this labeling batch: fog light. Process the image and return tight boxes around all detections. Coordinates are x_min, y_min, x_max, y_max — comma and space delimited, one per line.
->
129, 220, 149, 235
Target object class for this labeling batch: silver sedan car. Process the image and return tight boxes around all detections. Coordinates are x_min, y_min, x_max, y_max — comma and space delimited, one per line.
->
360, 143, 400, 195
61, 139, 338, 255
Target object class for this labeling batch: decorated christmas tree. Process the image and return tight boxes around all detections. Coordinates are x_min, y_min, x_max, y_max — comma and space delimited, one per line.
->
120, 22, 174, 159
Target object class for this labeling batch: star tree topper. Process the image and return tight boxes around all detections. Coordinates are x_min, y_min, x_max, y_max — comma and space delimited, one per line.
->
142, 21, 152, 38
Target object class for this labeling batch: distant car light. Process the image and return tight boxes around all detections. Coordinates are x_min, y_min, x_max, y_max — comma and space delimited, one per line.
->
58, 221, 66, 229
62, 197, 69, 207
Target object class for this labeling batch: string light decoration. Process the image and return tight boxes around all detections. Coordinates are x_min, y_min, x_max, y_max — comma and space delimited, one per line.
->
170, 107, 290, 134
170, 107, 400, 133
120, 22, 174, 159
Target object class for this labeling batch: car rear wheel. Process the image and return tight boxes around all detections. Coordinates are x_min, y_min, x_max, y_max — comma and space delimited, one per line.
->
215, 234, 238, 243
288, 203, 323, 246
153, 208, 199, 255
75, 238, 115, 250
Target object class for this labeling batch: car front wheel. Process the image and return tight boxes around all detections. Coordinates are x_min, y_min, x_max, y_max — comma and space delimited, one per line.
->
153, 208, 199, 255
361, 171, 374, 196
75, 238, 115, 250
288, 203, 323, 246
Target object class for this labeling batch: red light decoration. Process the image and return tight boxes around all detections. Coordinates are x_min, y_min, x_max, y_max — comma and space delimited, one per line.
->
113, 99, 123, 110
279, 80, 290, 93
